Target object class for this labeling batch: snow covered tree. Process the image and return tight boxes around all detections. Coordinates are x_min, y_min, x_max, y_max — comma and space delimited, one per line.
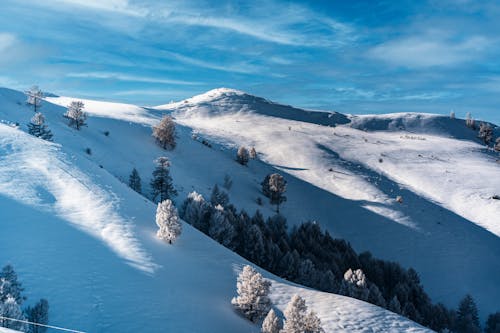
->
128, 168, 142, 194
466, 112, 475, 129
478, 122, 493, 145
64, 101, 87, 130
250, 147, 257, 159
210, 184, 229, 207
27, 113, 53, 141
150, 157, 177, 203
269, 173, 287, 213
340, 268, 369, 301
0, 295, 28, 332
456, 294, 481, 333
231, 265, 271, 322
181, 191, 211, 234
155, 199, 182, 244
485, 312, 500, 333
26, 86, 43, 113
236, 146, 249, 165
261, 309, 281, 333
282, 294, 323, 333
450, 111, 455, 119
0, 265, 24, 304
495, 138, 500, 152
152, 115, 176, 150
208, 204, 235, 248
25, 299, 49, 333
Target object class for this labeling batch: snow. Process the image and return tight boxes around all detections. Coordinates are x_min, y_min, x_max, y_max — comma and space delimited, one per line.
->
0, 86, 429, 332
0, 328, 24, 333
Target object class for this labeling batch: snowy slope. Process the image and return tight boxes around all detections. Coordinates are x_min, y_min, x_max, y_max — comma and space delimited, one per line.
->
0, 87, 429, 332
154, 89, 500, 317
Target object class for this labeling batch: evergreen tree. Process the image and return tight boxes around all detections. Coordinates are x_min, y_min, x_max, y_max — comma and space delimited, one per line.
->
0, 295, 28, 331
268, 173, 287, 213
388, 296, 402, 314
150, 157, 177, 203
282, 294, 324, 333
261, 174, 272, 198
304, 311, 324, 333
155, 199, 182, 244
25, 299, 49, 333
368, 284, 386, 308
64, 101, 87, 130
261, 309, 281, 333
26, 86, 43, 113
210, 184, 229, 207
485, 312, 500, 333
181, 191, 211, 234
495, 137, 500, 152
128, 168, 142, 194
237, 146, 249, 165
152, 115, 176, 150
27, 113, 53, 141
478, 122, 493, 145
231, 265, 272, 322
208, 205, 235, 249
0, 265, 24, 304
456, 294, 480, 333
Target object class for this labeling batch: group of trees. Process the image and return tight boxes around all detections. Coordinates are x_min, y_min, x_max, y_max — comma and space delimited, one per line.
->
181, 190, 498, 332
231, 265, 323, 333
236, 146, 257, 165
128, 156, 177, 203
0, 265, 49, 333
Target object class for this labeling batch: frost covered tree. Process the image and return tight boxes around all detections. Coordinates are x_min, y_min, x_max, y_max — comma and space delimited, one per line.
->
495, 138, 500, 152
128, 168, 142, 194
269, 173, 287, 213
465, 112, 475, 129
152, 115, 176, 150
237, 146, 249, 165
231, 265, 271, 322
27, 113, 53, 141
181, 191, 210, 234
250, 147, 257, 159
150, 157, 177, 203
261, 309, 281, 333
282, 294, 323, 333
0, 295, 28, 331
155, 199, 182, 244
208, 204, 235, 248
478, 122, 493, 145
456, 294, 481, 333
64, 101, 87, 130
450, 111, 455, 119
340, 268, 369, 301
26, 85, 43, 113
25, 299, 49, 333
0, 265, 24, 304
210, 184, 229, 207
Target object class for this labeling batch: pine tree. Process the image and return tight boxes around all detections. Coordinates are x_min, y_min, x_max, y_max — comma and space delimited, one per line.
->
268, 173, 287, 213
155, 199, 182, 244
27, 113, 53, 141
250, 147, 257, 159
150, 157, 177, 203
485, 312, 500, 333
208, 205, 235, 248
261, 174, 272, 198
181, 191, 210, 234
368, 284, 386, 307
388, 296, 402, 314
237, 146, 249, 165
282, 294, 323, 333
25, 299, 49, 333
64, 101, 87, 130
261, 309, 281, 333
128, 168, 142, 194
478, 122, 493, 145
456, 294, 481, 333
231, 265, 272, 322
304, 310, 324, 333
0, 265, 24, 304
210, 184, 229, 207
152, 115, 176, 150
0, 295, 28, 331
26, 86, 43, 113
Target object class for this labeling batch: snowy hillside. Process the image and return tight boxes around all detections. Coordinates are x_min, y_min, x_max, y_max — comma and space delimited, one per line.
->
0, 87, 430, 332
155, 89, 500, 317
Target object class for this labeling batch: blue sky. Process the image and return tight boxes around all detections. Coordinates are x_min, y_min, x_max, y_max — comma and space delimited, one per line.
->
1, 0, 499, 123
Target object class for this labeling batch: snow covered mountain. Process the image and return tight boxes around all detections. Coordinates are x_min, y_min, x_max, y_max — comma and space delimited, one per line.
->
0, 87, 433, 332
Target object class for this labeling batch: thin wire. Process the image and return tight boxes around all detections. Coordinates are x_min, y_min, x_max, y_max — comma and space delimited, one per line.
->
0, 316, 86, 333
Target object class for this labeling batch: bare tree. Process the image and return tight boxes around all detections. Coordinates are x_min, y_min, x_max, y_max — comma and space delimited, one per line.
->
26, 85, 43, 113
153, 115, 176, 150
64, 101, 87, 130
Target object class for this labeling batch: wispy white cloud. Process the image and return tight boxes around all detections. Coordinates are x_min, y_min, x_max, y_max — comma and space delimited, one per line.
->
66, 71, 202, 85
368, 32, 490, 68
161, 51, 261, 74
